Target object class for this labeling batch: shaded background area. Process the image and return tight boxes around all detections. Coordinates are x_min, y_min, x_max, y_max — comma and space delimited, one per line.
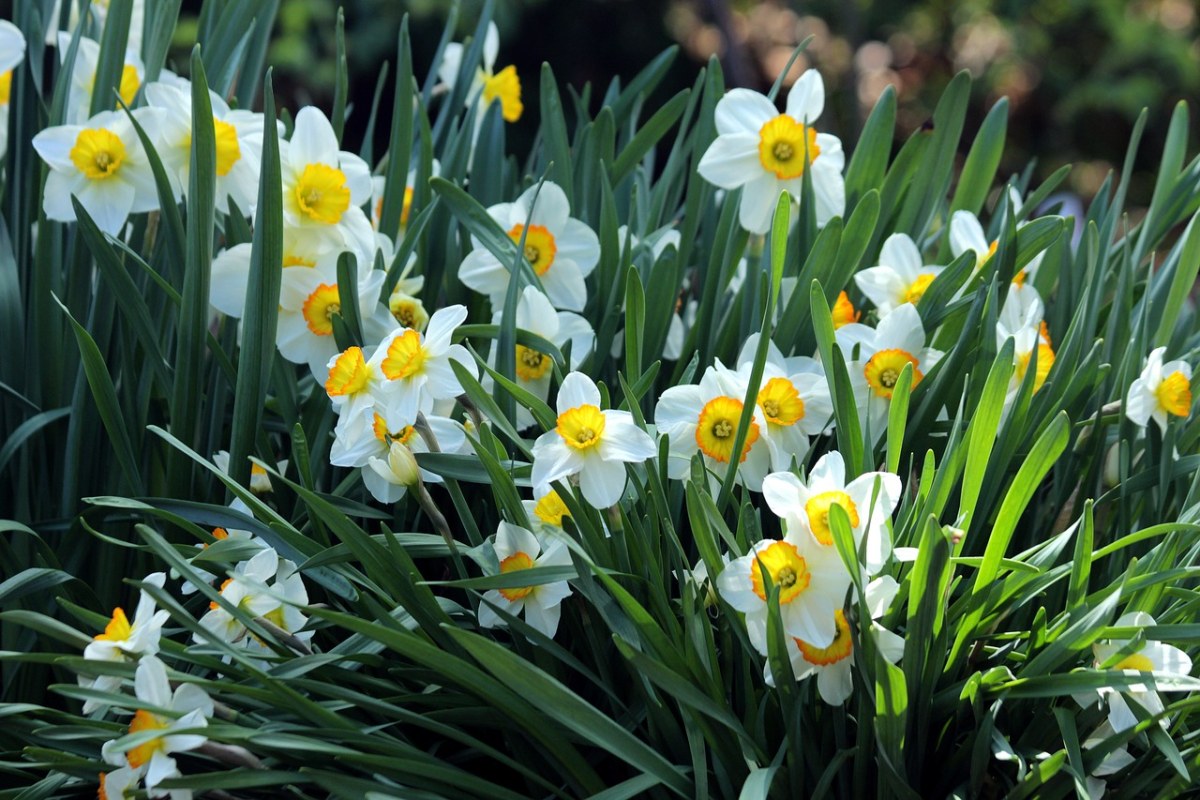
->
173, 0, 1199, 206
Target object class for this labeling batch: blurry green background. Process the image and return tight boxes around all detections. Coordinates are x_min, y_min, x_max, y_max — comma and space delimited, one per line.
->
174, 0, 1199, 206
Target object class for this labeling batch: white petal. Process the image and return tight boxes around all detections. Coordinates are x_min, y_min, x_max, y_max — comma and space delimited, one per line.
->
785, 70, 825, 123
290, 107, 340, 168
714, 88, 776, 136
598, 413, 657, 462
697, 133, 761, 190
557, 372, 601, 411
578, 458, 628, 508
738, 173, 783, 235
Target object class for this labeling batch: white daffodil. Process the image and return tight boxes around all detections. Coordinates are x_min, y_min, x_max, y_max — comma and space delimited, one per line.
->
654, 363, 772, 491
142, 80, 273, 215
477, 522, 571, 638
1086, 612, 1194, 733
439, 22, 523, 125
854, 233, 944, 314
458, 181, 600, 312
716, 530, 852, 649
387, 254, 430, 332
194, 547, 309, 657
490, 286, 595, 429
371, 160, 440, 238
101, 655, 212, 798
276, 265, 392, 380
765, 576, 904, 705
0, 20, 26, 160
996, 285, 1055, 402
762, 451, 901, 574
836, 303, 944, 442
521, 488, 574, 535
531, 372, 657, 508
1126, 347, 1193, 434
730, 334, 834, 472
178, 512, 261, 597
698, 70, 845, 234
281, 106, 374, 249
32, 107, 163, 235
330, 410, 466, 504
949, 188, 1045, 286
210, 224, 337, 320
370, 304, 477, 427
98, 765, 142, 800
212, 451, 288, 495
58, 33, 144, 125
79, 572, 170, 713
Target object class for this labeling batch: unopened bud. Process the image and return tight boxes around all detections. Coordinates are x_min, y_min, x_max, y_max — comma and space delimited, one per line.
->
369, 441, 421, 488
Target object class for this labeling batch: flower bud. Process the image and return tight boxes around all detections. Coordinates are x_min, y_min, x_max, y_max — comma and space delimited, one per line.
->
368, 441, 421, 489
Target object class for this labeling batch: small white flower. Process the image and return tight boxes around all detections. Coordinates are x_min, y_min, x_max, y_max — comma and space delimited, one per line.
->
1125, 347, 1193, 434
521, 488, 574, 534
79, 572, 170, 713
194, 548, 309, 658
490, 286, 595, 429
1088, 611, 1193, 733
762, 451, 901, 574
439, 22, 523, 125
854, 233, 944, 315
698, 70, 845, 234
32, 108, 163, 235
531, 372, 657, 508
949, 188, 1045, 286
836, 303, 944, 443
996, 285, 1056, 405
458, 181, 600, 312
101, 655, 212, 798
58, 32, 144, 125
0, 21, 26, 160
716, 530, 851, 649
654, 363, 772, 491
332, 411, 465, 504
478, 522, 572, 638
212, 451, 288, 495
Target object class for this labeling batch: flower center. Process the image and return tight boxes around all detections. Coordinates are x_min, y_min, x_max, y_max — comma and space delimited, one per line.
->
556, 404, 606, 450
381, 329, 427, 380
126, 709, 169, 769
295, 163, 351, 224
516, 345, 552, 381
796, 609, 854, 666
325, 346, 372, 397
94, 607, 132, 642
534, 490, 571, 527
979, 239, 998, 269
1157, 370, 1192, 418
757, 114, 821, 180
804, 490, 860, 546
118, 64, 140, 107
0, 71, 11, 106
1113, 653, 1155, 672
508, 223, 557, 276
1015, 344, 1055, 394
389, 296, 428, 330
903, 273, 937, 305
757, 377, 805, 426
695, 396, 760, 463
213, 118, 241, 176
372, 414, 417, 446
864, 349, 923, 399
748, 541, 811, 604
283, 254, 317, 268
498, 551, 535, 601
482, 65, 524, 123
832, 291, 860, 329
70, 128, 126, 180
300, 283, 342, 336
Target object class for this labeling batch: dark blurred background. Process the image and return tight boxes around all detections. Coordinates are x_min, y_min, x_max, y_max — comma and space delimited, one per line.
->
171, 0, 1198, 206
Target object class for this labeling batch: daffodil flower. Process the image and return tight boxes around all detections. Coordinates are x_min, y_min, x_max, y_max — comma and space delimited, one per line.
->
762, 451, 901, 574
370, 304, 477, 427
210, 224, 336, 320
1126, 347, 1193, 433
531, 372, 657, 508
101, 655, 213, 797
996, 285, 1055, 404
716, 530, 852, 649
698, 70, 845, 234
143, 78, 275, 215
764, 576, 904, 704
32, 107, 164, 235
281, 106, 374, 249
1086, 612, 1194, 733
949, 188, 1045, 286
439, 22, 523, 125
330, 410, 466, 504
98, 765, 141, 800
371, 160, 440, 238
488, 286, 595, 430
477, 522, 572, 638
458, 181, 600, 312
58, 32, 145, 124
729, 334, 834, 472
79, 572, 170, 713
0, 20, 26, 160
522, 488, 573, 534
194, 547, 309, 659
212, 451, 288, 495
854, 233, 945, 314
836, 303, 944, 443
654, 363, 772, 491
